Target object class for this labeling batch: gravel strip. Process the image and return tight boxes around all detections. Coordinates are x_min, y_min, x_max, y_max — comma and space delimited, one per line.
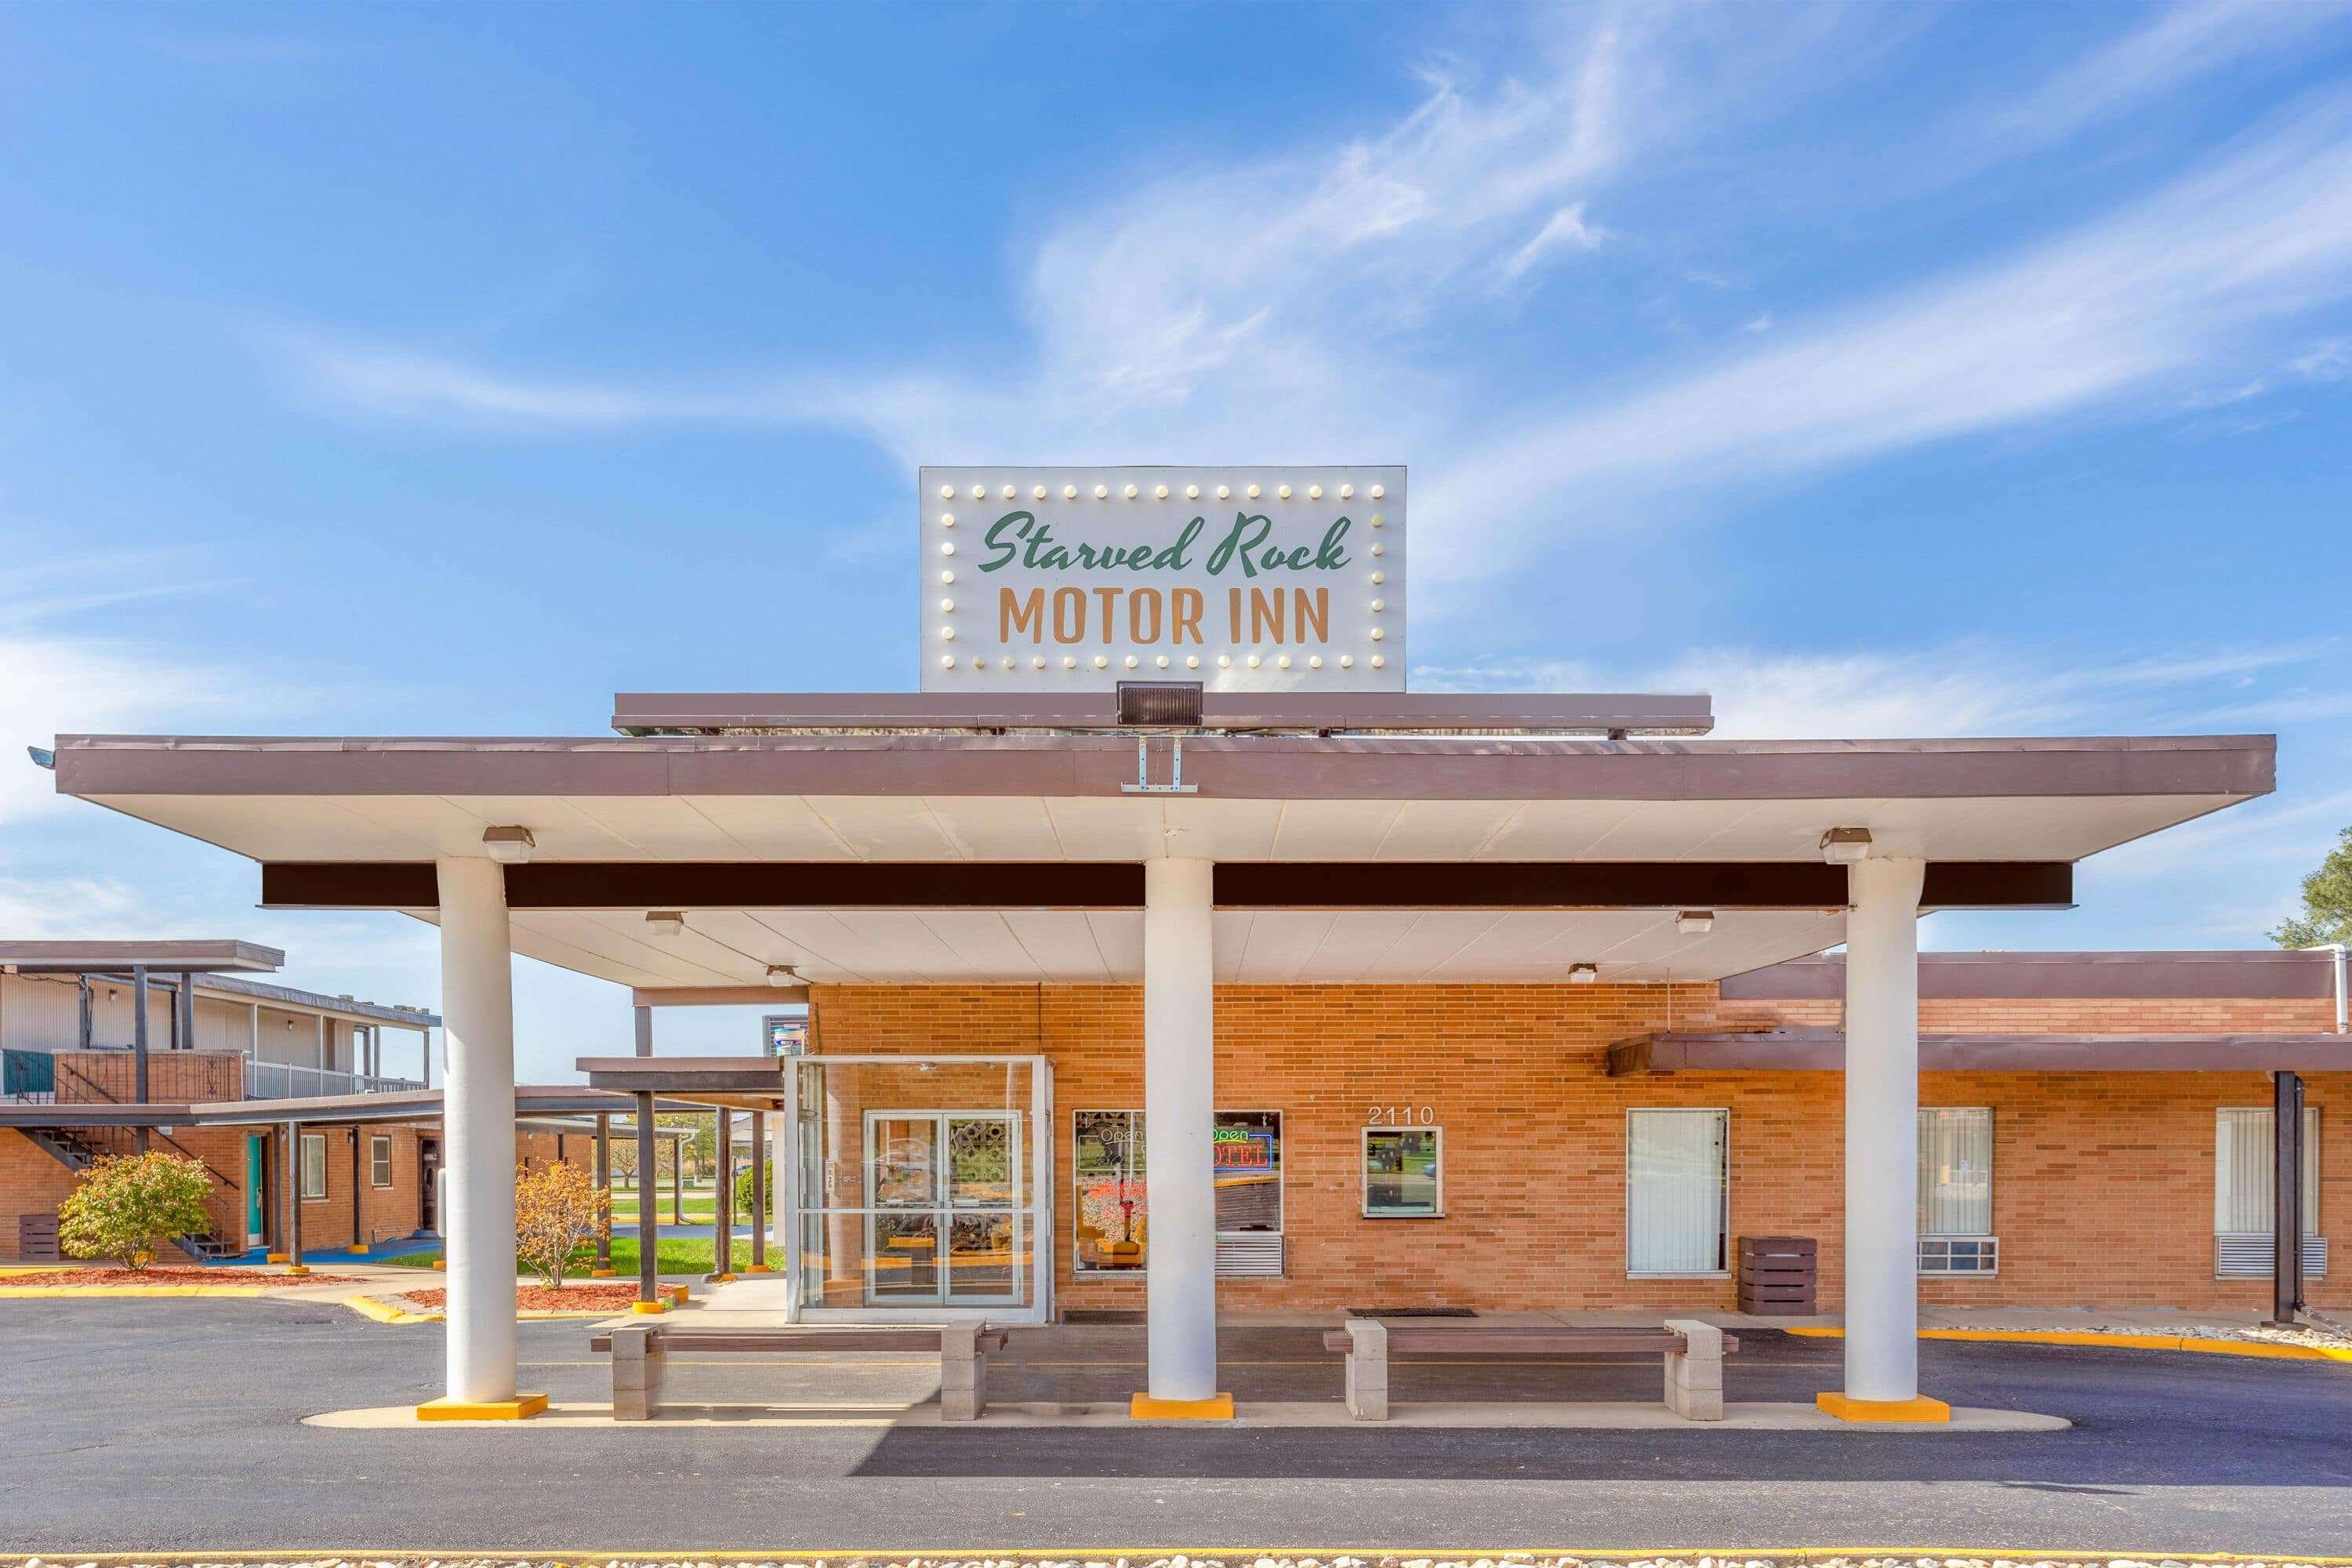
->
12, 1555, 2343, 1567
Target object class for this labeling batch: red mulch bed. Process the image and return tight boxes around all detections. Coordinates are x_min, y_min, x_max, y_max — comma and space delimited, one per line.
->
403, 1282, 644, 1312
2, 1266, 358, 1287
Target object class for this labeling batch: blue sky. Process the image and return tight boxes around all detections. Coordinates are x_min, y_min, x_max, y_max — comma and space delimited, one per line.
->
5, 1, 2350, 1082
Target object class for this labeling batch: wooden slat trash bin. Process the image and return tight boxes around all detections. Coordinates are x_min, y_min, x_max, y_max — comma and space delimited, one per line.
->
16, 1214, 61, 1265
1737, 1235, 1817, 1315
588, 1323, 1011, 1421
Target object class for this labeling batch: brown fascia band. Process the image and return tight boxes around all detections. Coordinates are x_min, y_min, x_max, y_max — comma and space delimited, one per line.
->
260, 859, 2072, 911
1610, 1029, 2352, 1075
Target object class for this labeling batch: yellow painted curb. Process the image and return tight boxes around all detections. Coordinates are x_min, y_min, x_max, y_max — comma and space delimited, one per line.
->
5, 1552, 2350, 1565
1815, 1390, 1951, 1423
1129, 1392, 1236, 1420
414, 1392, 550, 1421
1786, 1324, 2352, 1363
630, 1299, 669, 1314
0, 1283, 270, 1299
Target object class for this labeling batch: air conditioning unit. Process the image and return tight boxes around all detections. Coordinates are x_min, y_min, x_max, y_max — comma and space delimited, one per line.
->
2216, 1232, 2329, 1279
1214, 1234, 1284, 1278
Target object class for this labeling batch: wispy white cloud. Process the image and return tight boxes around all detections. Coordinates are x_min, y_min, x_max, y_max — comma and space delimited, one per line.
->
1413, 637, 2339, 739
1983, 0, 2352, 153
1418, 94, 2352, 598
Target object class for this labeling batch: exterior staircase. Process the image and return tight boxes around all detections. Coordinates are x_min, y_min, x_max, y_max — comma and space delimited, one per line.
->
22, 1122, 241, 1262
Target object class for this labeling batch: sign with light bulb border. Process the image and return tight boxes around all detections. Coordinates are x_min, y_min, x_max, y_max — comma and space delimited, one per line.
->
919, 466, 1404, 692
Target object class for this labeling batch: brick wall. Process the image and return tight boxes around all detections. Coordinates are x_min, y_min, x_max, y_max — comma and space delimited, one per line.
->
1, 1122, 596, 1261
809, 982, 2345, 1313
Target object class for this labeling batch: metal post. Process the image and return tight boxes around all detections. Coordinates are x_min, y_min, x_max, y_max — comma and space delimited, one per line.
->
711, 1106, 735, 1281
634, 1004, 653, 1058
672, 1131, 684, 1225
281, 1123, 308, 1275
593, 1112, 614, 1276
749, 1109, 768, 1272
634, 1093, 659, 1308
77, 975, 93, 1050
350, 1127, 365, 1254
420, 1023, 432, 1089
2274, 1069, 2306, 1326
131, 967, 151, 1149
176, 971, 195, 1051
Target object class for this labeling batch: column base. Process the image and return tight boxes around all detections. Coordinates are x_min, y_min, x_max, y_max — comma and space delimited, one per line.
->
431, 1258, 445, 1271
590, 1267, 617, 1278
281, 1264, 311, 1276
416, 1392, 550, 1421
1129, 1392, 1235, 1421
630, 1300, 669, 1315
264, 1252, 290, 1264
706, 1272, 738, 1284
1816, 1391, 1951, 1423
742, 1263, 775, 1274
345, 1245, 371, 1255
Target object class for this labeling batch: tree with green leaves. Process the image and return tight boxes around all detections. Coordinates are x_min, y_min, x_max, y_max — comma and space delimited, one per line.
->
2271, 826, 2352, 949
58, 1152, 215, 1270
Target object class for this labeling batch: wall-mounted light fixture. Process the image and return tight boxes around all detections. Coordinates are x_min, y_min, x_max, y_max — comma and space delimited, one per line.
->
765, 964, 801, 988
1675, 911, 1715, 935
644, 912, 686, 939
1568, 962, 1599, 984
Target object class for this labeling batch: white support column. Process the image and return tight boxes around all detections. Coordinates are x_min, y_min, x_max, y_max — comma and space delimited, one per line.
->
1134, 857, 1226, 1418
421, 856, 542, 1420
1823, 853, 1946, 1422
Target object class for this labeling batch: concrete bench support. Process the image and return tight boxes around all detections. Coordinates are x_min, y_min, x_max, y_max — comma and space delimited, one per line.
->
1661, 1317, 1724, 1421
938, 1322, 986, 1421
1341, 1318, 1388, 1421
609, 1324, 663, 1421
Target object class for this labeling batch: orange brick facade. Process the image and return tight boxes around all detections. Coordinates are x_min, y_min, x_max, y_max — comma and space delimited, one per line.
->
808, 982, 2344, 1314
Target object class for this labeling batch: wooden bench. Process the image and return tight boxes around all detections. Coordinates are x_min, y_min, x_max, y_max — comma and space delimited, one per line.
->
1319, 1319, 1738, 1421
588, 1324, 1011, 1421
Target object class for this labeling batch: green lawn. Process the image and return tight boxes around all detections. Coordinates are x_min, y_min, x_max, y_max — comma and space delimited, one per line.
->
381, 1235, 757, 1277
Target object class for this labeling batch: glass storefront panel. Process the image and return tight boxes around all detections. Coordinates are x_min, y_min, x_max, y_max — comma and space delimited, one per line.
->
788, 1057, 1040, 1312
1074, 1109, 1284, 1272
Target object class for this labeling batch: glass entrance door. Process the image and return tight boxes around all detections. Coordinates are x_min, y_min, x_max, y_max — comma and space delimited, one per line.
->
863, 1110, 1022, 1305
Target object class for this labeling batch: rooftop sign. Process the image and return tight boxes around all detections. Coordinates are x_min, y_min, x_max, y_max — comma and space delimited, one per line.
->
919, 466, 1404, 692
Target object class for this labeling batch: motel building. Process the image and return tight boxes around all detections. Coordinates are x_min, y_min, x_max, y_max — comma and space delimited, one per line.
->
36, 466, 2347, 1425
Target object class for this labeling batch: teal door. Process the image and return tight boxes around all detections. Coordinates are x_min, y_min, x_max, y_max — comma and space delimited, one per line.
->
244, 1135, 266, 1247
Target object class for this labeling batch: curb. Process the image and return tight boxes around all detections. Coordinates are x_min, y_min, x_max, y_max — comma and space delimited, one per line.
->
0, 1284, 273, 1299
1, 1552, 2350, 1565
1784, 1325, 2352, 1362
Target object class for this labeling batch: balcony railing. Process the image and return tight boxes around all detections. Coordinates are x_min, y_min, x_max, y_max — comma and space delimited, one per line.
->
242, 1058, 424, 1101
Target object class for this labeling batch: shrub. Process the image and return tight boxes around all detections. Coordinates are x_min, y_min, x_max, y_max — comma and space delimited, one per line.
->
514, 1160, 609, 1289
57, 1152, 215, 1271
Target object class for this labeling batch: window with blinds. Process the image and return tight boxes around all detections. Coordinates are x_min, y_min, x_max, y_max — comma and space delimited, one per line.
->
2215, 1107, 2320, 1234
1918, 1107, 1996, 1276
1626, 1108, 1728, 1276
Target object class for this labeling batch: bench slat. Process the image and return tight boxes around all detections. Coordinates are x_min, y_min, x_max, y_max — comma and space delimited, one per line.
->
1320, 1326, 1739, 1355
590, 1327, 1012, 1355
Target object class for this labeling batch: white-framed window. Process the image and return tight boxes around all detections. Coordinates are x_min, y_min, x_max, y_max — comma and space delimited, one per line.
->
1073, 1109, 1287, 1272
1627, 1108, 1727, 1276
1362, 1126, 1443, 1217
1918, 1107, 1997, 1276
299, 1132, 328, 1200
369, 1134, 393, 1189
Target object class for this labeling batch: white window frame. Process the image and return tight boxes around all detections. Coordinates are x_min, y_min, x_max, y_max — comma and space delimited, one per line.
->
1624, 1107, 1730, 1278
299, 1132, 328, 1200
1360, 1124, 1445, 1218
1918, 1105, 1998, 1276
368, 1133, 394, 1189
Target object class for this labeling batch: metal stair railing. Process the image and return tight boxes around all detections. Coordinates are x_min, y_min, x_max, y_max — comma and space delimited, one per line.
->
51, 1059, 236, 1189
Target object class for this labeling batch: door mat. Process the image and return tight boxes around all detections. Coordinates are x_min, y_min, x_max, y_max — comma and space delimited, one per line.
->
1062, 1308, 1147, 1323
1348, 1306, 1477, 1317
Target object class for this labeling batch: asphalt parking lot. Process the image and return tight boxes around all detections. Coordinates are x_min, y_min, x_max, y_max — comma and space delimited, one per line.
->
2, 1298, 2349, 1555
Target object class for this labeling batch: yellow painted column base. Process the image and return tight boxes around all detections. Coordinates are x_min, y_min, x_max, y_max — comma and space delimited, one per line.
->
431, 1258, 446, 1270
742, 1263, 775, 1274
1129, 1392, 1236, 1420
346, 1245, 371, 1255
264, 1252, 290, 1264
1816, 1391, 1951, 1423
281, 1264, 311, 1276
590, 1267, 617, 1278
630, 1299, 669, 1314
706, 1272, 738, 1284
415, 1392, 550, 1421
